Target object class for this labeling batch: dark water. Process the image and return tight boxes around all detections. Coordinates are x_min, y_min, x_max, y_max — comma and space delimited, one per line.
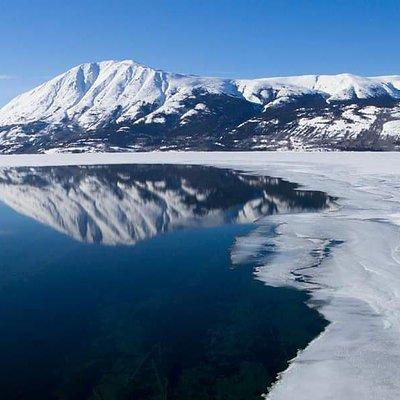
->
0, 164, 331, 400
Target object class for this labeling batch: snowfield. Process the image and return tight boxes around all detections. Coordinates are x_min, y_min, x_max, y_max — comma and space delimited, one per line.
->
1, 151, 400, 399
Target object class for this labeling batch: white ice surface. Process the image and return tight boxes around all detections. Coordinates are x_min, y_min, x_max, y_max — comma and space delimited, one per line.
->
1, 151, 400, 399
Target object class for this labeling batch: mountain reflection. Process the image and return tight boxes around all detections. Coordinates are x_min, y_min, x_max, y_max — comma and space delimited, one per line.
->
0, 164, 333, 245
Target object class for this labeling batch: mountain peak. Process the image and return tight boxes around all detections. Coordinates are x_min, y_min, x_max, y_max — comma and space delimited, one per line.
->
0, 60, 400, 153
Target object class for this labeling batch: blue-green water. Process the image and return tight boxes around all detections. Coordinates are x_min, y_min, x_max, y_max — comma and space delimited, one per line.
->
0, 165, 330, 399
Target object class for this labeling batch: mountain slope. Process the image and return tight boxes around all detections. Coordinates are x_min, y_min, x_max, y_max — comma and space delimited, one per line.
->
1, 60, 400, 152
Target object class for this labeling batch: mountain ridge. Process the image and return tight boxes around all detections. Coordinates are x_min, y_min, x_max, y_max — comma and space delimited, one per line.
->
1, 60, 400, 152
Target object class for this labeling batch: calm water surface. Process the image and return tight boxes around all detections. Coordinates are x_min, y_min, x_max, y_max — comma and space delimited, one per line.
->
0, 165, 331, 400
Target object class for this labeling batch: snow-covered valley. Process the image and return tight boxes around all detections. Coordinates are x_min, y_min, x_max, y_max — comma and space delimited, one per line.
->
0, 151, 398, 399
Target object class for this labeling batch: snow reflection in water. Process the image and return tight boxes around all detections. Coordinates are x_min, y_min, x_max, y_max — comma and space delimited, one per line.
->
0, 164, 332, 400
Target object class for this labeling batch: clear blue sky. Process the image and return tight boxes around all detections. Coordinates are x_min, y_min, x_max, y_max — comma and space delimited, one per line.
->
0, 0, 399, 105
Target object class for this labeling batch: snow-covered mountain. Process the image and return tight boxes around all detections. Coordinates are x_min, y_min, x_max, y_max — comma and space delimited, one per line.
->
0, 164, 333, 245
1, 60, 400, 152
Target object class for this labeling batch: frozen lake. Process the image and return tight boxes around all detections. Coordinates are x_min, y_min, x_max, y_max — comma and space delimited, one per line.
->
2, 152, 400, 399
